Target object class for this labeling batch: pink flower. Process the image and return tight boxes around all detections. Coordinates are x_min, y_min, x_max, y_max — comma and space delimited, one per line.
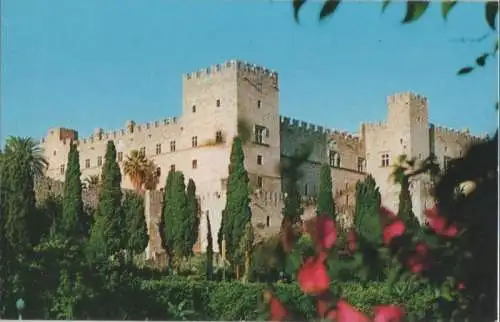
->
415, 243, 428, 256
269, 296, 288, 321
303, 215, 338, 251
373, 305, 406, 322
383, 220, 406, 245
425, 207, 459, 237
336, 300, 370, 322
297, 254, 330, 295
407, 244, 430, 274
457, 282, 466, 290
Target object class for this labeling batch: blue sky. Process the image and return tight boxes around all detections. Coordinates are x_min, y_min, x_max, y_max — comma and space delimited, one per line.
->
1, 0, 498, 144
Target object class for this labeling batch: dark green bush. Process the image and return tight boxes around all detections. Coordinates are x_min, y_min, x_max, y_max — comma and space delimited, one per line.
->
139, 277, 437, 320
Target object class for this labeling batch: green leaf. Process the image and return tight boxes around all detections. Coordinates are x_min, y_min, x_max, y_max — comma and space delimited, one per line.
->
293, 0, 307, 23
475, 53, 489, 67
284, 249, 302, 278
485, 1, 499, 30
319, 0, 341, 20
457, 66, 474, 75
402, 1, 430, 24
381, 0, 391, 13
441, 1, 457, 20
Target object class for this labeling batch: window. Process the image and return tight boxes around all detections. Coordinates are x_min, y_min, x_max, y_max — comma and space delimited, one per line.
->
139, 147, 146, 157
304, 184, 308, 195
191, 136, 198, 147
257, 176, 263, 188
257, 100, 262, 109
156, 167, 161, 177
155, 143, 162, 155
266, 216, 270, 227
59, 164, 65, 175
381, 153, 390, 167
257, 154, 263, 165
85, 159, 90, 169
215, 131, 223, 143
117, 152, 123, 162
192, 159, 198, 169
53, 150, 57, 156
216, 99, 221, 107
357, 157, 365, 172
329, 151, 340, 168
97, 156, 103, 166
170, 164, 176, 172
254, 125, 267, 144
170, 140, 176, 152
192, 105, 196, 113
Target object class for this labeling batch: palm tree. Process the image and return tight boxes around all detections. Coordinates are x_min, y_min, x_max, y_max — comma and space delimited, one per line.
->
2, 136, 48, 180
123, 150, 159, 191
84, 175, 100, 190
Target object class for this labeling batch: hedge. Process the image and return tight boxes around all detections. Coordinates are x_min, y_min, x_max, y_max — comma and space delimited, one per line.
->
138, 277, 437, 320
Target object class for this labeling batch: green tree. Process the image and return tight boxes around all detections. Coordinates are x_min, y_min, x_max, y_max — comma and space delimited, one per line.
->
61, 143, 85, 239
163, 171, 189, 264
392, 155, 420, 231
87, 141, 123, 261
122, 191, 148, 259
316, 163, 336, 218
159, 167, 175, 264
205, 212, 214, 280
240, 222, 254, 283
185, 178, 199, 257
220, 137, 251, 278
354, 175, 382, 245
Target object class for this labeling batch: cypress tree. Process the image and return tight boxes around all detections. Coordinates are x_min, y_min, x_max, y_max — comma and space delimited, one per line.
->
122, 191, 148, 258
398, 177, 420, 231
61, 143, 85, 239
159, 168, 175, 262
317, 163, 336, 218
354, 175, 382, 244
241, 221, 254, 283
164, 171, 189, 262
222, 137, 251, 275
87, 141, 123, 261
185, 178, 199, 257
205, 212, 213, 280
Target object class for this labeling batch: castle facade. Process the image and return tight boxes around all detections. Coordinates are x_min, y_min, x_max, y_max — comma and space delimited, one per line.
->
39, 60, 482, 255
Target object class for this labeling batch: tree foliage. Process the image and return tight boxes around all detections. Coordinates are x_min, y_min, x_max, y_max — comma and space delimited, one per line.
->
220, 137, 251, 268
185, 178, 200, 257
316, 163, 336, 218
353, 175, 382, 245
87, 141, 123, 261
61, 143, 85, 239
205, 212, 214, 280
122, 191, 148, 257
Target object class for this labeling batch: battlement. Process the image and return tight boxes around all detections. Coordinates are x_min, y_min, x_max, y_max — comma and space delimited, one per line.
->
433, 124, 483, 142
67, 117, 180, 147
280, 116, 360, 144
183, 59, 278, 81
388, 91, 428, 106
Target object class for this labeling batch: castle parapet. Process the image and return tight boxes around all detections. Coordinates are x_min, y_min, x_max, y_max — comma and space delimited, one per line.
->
388, 91, 428, 105
75, 116, 180, 147
183, 60, 278, 82
433, 124, 483, 143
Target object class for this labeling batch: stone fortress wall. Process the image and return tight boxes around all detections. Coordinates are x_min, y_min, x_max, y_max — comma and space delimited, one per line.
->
38, 59, 484, 256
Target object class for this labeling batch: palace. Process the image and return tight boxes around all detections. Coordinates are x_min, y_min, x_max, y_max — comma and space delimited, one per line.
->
39, 60, 482, 256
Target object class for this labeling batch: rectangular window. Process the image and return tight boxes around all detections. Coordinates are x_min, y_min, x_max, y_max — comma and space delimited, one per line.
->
117, 152, 123, 162
192, 105, 196, 113
254, 125, 267, 144
60, 164, 65, 175
257, 176, 263, 188
192, 136, 198, 148
97, 156, 103, 166
257, 154, 262, 165
304, 184, 308, 195
357, 157, 365, 172
170, 164, 176, 172
156, 167, 161, 177
329, 151, 340, 168
257, 100, 262, 109
216, 99, 221, 107
215, 131, 223, 143
381, 153, 390, 167
155, 143, 162, 155
139, 147, 146, 157
170, 140, 176, 152
192, 159, 198, 169
85, 159, 90, 169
